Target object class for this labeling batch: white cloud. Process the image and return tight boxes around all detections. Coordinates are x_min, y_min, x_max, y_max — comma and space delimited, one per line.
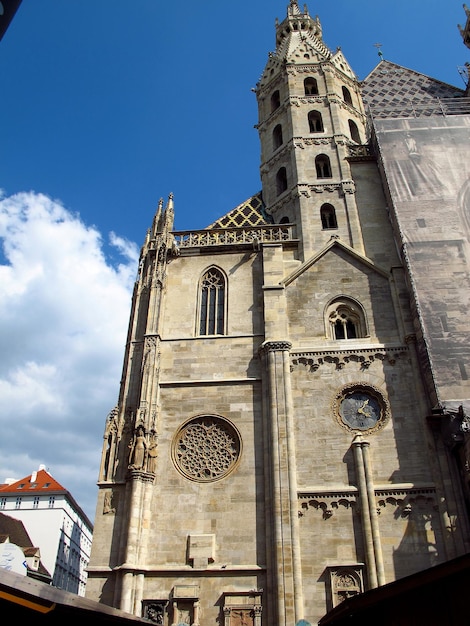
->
0, 191, 138, 522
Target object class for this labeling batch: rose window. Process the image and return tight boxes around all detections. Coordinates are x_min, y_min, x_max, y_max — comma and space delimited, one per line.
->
172, 416, 241, 482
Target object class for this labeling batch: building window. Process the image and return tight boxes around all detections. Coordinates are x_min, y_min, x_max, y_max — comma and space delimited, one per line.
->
279, 216, 290, 224
276, 167, 288, 195
199, 268, 226, 335
342, 86, 353, 105
49, 496, 55, 508
0, 498, 6, 510
15, 497, 22, 509
304, 77, 318, 95
33, 496, 40, 509
271, 90, 280, 112
315, 154, 332, 178
321, 204, 337, 229
326, 298, 367, 340
348, 119, 360, 143
172, 416, 241, 483
272, 124, 283, 150
308, 110, 323, 133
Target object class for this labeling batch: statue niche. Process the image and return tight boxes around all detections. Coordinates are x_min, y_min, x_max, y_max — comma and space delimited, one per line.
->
128, 425, 158, 474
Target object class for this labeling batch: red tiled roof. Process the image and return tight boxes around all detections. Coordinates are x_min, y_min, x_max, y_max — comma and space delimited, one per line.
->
0, 469, 66, 495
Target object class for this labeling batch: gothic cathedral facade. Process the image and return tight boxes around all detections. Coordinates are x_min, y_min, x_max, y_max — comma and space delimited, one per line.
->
86, 3, 470, 625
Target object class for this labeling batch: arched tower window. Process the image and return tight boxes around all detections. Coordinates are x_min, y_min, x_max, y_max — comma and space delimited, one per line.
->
315, 155, 332, 178
276, 167, 288, 195
342, 86, 353, 105
279, 216, 290, 224
308, 110, 323, 133
348, 119, 360, 143
271, 90, 281, 112
326, 298, 367, 340
321, 204, 337, 229
199, 267, 226, 336
273, 124, 283, 150
304, 77, 318, 95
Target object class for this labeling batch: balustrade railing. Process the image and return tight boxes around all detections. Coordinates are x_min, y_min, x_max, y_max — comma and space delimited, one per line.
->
171, 224, 296, 249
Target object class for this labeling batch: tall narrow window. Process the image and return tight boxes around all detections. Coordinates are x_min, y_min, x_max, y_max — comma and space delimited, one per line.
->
199, 268, 226, 335
315, 155, 332, 178
308, 110, 323, 132
271, 90, 280, 112
272, 124, 283, 150
342, 86, 353, 105
321, 204, 337, 229
304, 77, 318, 95
348, 119, 360, 143
276, 167, 288, 195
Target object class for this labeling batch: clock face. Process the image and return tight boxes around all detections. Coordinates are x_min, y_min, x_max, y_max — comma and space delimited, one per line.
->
339, 391, 382, 431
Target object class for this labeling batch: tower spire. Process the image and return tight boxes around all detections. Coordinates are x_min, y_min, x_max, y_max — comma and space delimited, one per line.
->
289, 0, 302, 15
274, 1, 325, 59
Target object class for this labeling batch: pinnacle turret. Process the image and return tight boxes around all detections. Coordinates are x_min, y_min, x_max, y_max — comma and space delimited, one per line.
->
275, 1, 323, 53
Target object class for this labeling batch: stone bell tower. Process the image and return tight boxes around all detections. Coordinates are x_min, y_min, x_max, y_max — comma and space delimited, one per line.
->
87, 3, 470, 626
256, 0, 367, 260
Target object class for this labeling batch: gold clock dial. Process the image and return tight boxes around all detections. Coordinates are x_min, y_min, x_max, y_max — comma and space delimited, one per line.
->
340, 391, 381, 431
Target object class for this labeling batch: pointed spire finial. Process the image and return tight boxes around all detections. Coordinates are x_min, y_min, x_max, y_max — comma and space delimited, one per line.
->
374, 43, 384, 61
163, 193, 175, 232
288, 0, 302, 16
151, 197, 164, 235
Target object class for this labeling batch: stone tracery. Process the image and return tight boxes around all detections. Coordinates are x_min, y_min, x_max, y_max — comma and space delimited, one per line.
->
173, 416, 241, 482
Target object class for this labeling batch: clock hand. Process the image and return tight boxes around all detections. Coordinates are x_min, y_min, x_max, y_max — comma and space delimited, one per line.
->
357, 399, 369, 415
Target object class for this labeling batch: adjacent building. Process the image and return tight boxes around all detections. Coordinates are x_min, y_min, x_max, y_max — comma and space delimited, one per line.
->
86, 2, 470, 624
0, 510, 51, 583
0, 466, 93, 596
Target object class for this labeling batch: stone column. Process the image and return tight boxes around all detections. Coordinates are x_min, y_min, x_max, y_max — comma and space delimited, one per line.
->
352, 435, 385, 588
119, 472, 154, 613
362, 440, 385, 585
260, 340, 304, 626
352, 436, 377, 589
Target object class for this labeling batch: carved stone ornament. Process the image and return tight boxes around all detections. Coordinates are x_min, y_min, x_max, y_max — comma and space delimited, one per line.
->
259, 341, 292, 354
341, 179, 356, 195
332, 382, 390, 434
299, 492, 357, 519
172, 415, 242, 483
291, 347, 406, 373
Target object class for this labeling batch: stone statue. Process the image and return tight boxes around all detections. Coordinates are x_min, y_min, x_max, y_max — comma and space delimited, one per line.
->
129, 425, 147, 470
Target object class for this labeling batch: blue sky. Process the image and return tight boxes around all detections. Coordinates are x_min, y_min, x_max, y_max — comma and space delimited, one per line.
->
2, 1, 468, 241
0, 0, 468, 522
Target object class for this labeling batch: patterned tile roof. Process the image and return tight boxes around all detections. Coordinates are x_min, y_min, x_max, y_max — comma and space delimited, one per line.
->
362, 60, 464, 117
205, 192, 273, 229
